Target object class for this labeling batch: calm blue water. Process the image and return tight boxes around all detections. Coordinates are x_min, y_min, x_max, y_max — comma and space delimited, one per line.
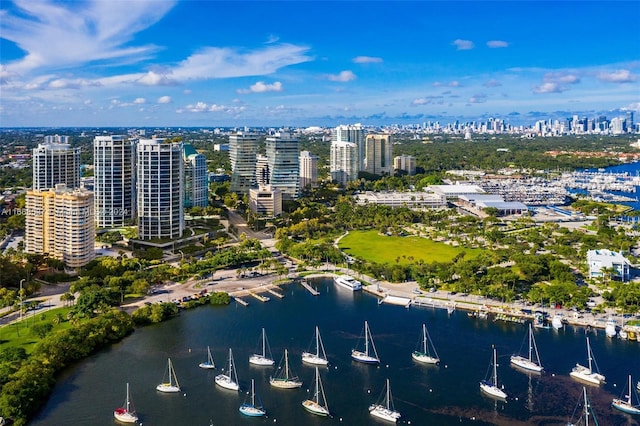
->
31, 279, 639, 426
582, 161, 640, 211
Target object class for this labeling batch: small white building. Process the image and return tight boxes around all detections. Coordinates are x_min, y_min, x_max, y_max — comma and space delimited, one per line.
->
354, 191, 446, 209
249, 185, 282, 217
587, 249, 630, 282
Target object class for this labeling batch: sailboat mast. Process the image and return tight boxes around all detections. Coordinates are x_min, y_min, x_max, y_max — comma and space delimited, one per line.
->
315, 327, 320, 357
285, 349, 289, 379
422, 324, 428, 353
126, 382, 130, 411
493, 348, 498, 387
583, 387, 589, 426
586, 337, 592, 372
262, 328, 266, 357
386, 379, 391, 410
365, 322, 370, 356
251, 379, 255, 406
628, 375, 633, 405
315, 367, 320, 402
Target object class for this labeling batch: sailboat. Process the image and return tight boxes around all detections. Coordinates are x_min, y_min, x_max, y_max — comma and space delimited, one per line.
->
302, 326, 329, 366
612, 374, 640, 415
270, 349, 303, 389
351, 320, 381, 364
570, 337, 605, 386
199, 346, 215, 369
215, 348, 240, 391
114, 382, 138, 423
156, 358, 181, 393
510, 323, 543, 373
567, 387, 598, 426
249, 328, 275, 366
369, 378, 402, 423
239, 379, 266, 417
302, 367, 331, 417
480, 346, 508, 400
412, 323, 440, 364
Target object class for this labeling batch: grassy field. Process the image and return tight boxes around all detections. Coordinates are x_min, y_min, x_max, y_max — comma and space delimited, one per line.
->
0, 306, 73, 354
338, 230, 483, 265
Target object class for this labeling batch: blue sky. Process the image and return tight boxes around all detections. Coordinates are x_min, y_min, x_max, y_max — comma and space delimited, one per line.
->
1, 1, 639, 127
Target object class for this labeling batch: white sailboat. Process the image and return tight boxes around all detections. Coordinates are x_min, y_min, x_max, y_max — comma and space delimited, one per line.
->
270, 349, 303, 389
302, 326, 329, 366
156, 358, 181, 393
249, 327, 275, 366
510, 323, 544, 373
412, 323, 440, 365
612, 374, 640, 415
239, 379, 266, 417
215, 348, 240, 391
114, 382, 138, 423
369, 378, 402, 423
351, 320, 381, 364
567, 387, 598, 426
570, 337, 605, 386
302, 366, 331, 417
480, 347, 508, 400
199, 345, 215, 369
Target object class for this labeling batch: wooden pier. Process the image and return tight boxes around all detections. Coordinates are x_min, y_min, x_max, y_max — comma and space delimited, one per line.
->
301, 280, 320, 296
249, 292, 270, 302
268, 289, 285, 299
234, 297, 249, 307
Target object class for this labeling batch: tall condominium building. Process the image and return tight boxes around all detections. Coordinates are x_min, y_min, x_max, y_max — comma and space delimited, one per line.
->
43, 134, 70, 144
25, 184, 95, 268
183, 144, 208, 208
93, 135, 136, 228
266, 132, 300, 200
332, 124, 365, 169
394, 155, 416, 176
363, 134, 393, 175
137, 138, 184, 240
256, 154, 270, 186
299, 151, 318, 190
32, 141, 81, 190
330, 141, 359, 186
229, 132, 258, 195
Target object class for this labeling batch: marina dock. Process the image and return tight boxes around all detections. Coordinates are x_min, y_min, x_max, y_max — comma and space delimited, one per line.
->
379, 295, 412, 308
234, 297, 249, 307
268, 289, 285, 299
300, 280, 320, 296
249, 291, 270, 302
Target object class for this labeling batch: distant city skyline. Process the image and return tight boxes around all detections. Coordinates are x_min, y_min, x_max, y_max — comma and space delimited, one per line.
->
1, 1, 638, 128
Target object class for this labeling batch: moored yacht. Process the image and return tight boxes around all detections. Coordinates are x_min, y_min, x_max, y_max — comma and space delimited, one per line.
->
334, 275, 362, 291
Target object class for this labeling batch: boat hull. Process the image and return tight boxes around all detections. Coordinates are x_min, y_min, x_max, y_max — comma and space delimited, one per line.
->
156, 383, 180, 393
302, 352, 329, 366
412, 351, 439, 364
570, 365, 605, 386
369, 404, 401, 423
480, 381, 508, 400
351, 350, 380, 364
302, 400, 330, 416
239, 404, 266, 417
612, 399, 640, 415
269, 378, 303, 389
114, 409, 138, 423
510, 355, 543, 373
249, 355, 275, 366
198, 362, 215, 369
215, 374, 239, 391
333, 276, 362, 291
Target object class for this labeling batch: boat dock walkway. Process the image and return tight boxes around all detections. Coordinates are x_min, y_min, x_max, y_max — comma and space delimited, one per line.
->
268, 289, 285, 299
301, 280, 320, 296
234, 297, 249, 307
249, 291, 270, 302
379, 295, 412, 308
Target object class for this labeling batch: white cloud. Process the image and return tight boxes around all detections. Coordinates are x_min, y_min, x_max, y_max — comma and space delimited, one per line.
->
487, 40, 509, 48
483, 79, 502, 88
237, 81, 283, 94
1, 0, 175, 74
452, 39, 474, 50
411, 98, 430, 106
133, 98, 146, 104
597, 69, 637, 83
181, 102, 246, 114
353, 56, 383, 64
157, 96, 172, 104
533, 82, 566, 94
543, 72, 580, 84
448, 81, 462, 87
326, 70, 356, 82
468, 93, 488, 103
136, 71, 178, 86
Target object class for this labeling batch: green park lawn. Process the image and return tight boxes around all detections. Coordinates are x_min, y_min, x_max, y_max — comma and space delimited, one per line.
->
339, 230, 482, 265
0, 306, 73, 354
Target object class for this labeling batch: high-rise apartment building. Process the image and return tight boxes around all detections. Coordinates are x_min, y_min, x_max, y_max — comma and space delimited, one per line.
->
25, 184, 95, 268
183, 144, 208, 208
394, 155, 416, 176
229, 132, 258, 195
32, 141, 81, 190
332, 124, 365, 169
363, 134, 393, 175
137, 138, 184, 240
299, 151, 318, 190
93, 135, 136, 228
265, 132, 300, 200
256, 154, 270, 186
330, 141, 359, 186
